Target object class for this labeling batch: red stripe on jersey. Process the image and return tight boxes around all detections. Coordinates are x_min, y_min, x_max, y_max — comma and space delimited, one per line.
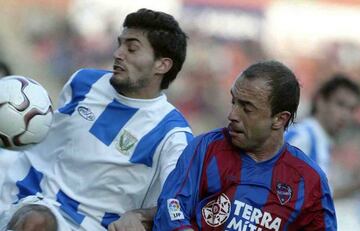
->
199, 130, 243, 230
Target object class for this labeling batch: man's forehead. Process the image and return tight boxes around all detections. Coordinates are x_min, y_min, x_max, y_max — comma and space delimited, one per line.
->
120, 28, 147, 39
236, 76, 270, 89
231, 77, 271, 100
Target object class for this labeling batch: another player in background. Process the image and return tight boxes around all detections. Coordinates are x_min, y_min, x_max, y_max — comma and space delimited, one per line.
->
0, 8, 192, 231
285, 75, 360, 199
153, 60, 337, 230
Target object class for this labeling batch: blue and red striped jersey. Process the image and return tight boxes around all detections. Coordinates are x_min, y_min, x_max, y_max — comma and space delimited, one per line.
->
153, 128, 337, 231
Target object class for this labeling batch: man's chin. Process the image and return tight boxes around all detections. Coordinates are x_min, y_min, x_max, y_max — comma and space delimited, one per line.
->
230, 137, 245, 149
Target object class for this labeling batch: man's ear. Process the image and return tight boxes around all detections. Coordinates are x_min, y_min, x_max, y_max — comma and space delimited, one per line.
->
272, 111, 291, 130
154, 58, 173, 75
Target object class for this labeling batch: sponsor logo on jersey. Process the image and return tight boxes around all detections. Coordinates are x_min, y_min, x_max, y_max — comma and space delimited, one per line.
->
200, 194, 283, 231
77, 106, 95, 121
226, 200, 282, 231
167, 199, 184, 221
117, 130, 137, 155
276, 182, 292, 205
202, 193, 231, 227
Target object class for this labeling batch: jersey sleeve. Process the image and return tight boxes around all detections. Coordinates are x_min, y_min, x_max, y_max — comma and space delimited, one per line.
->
153, 135, 207, 230
141, 130, 193, 208
158, 130, 193, 187
307, 177, 337, 230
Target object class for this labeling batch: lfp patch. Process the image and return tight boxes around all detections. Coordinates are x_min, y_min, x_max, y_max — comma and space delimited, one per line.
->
167, 198, 185, 221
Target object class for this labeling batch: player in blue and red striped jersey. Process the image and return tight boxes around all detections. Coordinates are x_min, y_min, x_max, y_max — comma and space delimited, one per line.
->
153, 60, 337, 231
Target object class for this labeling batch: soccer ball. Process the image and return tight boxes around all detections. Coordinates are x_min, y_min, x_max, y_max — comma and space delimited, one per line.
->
0, 75, 53, 149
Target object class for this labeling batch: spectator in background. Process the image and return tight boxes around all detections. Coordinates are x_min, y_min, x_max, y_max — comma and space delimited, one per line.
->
285, 74, 360, 199
0, 8, 192, 231
0, 60, 18, 189
0, 60, 12, 77
154, 60, 336, 230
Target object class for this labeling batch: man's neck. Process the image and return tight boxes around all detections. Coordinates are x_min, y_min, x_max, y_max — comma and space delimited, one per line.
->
120, 90, 161, 99
246, 133, 285, 162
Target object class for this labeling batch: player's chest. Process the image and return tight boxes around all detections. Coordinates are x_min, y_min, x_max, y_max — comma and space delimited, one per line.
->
198, 157, 302, 230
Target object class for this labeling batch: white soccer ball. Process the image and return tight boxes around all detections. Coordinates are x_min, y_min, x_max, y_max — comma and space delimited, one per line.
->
0, 75, 53, 149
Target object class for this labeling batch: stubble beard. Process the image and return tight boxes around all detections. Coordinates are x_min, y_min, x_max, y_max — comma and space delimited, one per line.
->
110, 74, 151, 96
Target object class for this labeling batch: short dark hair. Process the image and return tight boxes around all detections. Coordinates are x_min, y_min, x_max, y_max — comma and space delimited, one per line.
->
311, 74, 360, 114
242, 60, 300, 129
123, 8, 187, 89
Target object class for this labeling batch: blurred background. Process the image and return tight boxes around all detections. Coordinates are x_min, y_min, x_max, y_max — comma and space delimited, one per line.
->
0, 0, 359, 229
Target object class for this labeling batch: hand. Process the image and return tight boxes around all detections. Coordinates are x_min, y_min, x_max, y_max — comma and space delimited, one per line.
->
107, 211, 146, 231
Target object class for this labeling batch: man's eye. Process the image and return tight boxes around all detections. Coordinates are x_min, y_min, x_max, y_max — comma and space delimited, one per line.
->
128, 46, 138, 52
244, 107, 252, 113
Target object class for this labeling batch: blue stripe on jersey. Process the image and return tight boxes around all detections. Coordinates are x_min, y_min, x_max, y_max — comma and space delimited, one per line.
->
16, 166, 43, 200
284, 177, 305, 230
130, 109, 190, 167
186, 132, 194, 144
58, 69, 107, 115
56, 190, 85, 225
321, 180, 337, 229
90, 99, 138, 146
101, 213, 121, 229
206, 155, 221, 193
236, 162, 273, 208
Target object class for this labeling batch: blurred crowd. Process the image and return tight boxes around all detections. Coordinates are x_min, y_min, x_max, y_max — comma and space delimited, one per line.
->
1, 0, 360, 229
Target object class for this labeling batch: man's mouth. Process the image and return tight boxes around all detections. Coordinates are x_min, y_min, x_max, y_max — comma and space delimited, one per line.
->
228, 125, 244, 135
113, 64, 126, 73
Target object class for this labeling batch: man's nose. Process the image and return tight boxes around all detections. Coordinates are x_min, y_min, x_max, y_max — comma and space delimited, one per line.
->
228, 105, 239, 122
113, 46, 125, 60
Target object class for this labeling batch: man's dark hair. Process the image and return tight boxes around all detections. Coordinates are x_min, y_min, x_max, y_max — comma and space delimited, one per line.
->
311, 74, 360, 115
242, 60, 300, 129
123, 8, 187, 89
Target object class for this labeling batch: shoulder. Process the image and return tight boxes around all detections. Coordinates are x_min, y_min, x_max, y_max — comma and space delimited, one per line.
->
283, 144, 328, 183
161, 108, 192, 131
192, 128, 228, 150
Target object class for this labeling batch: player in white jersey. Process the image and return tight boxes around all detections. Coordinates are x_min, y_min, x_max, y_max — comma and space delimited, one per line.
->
285, 75, 360, 196
0, 8, 192, 231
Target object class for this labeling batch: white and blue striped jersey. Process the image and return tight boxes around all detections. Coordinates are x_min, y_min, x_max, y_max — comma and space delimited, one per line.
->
285, 117, 332, 176
0, 69, 193, 230
0, 149, 19, 187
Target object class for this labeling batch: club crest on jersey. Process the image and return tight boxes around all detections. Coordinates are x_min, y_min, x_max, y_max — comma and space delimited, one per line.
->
167, 199, 184, 221
276, 183, 292, 205
117, 130, 137, 155
202, 193, 231, 227
77, 106, 95, 121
